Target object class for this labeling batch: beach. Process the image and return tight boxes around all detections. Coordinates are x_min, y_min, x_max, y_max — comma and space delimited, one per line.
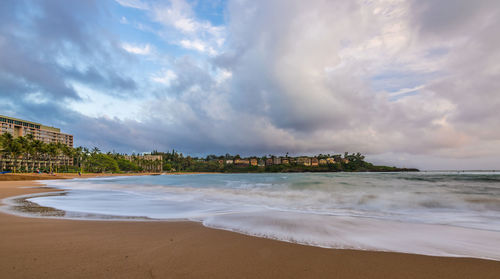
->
1, 175, 499, 278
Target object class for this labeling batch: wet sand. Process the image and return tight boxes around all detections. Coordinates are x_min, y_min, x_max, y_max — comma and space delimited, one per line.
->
0, 175, 499, 278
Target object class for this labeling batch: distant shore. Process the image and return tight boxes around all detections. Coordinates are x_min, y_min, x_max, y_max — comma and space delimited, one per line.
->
0, 172, 162, 181
0, 170, 420, 182
0, 174, 499, 278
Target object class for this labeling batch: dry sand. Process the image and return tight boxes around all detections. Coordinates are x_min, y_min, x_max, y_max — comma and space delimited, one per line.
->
0, 174, 499, 278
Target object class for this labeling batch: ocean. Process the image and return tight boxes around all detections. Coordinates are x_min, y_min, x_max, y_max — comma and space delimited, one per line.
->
4, 172, 500, 260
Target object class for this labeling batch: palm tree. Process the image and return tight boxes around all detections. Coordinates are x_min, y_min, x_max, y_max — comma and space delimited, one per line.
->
23, 134, 37, 172
89, 147, 99, 172
1, 133, 12, 170
61, 144, 75, 172
17, 136, 31, 172
4, 135, 23, 173
81, 147, 90, 172
0, 133, 7, 171
46, 143, 59, 173
31, 139, 45, 171
74, 146, 83, 173
54, 143, 65, 173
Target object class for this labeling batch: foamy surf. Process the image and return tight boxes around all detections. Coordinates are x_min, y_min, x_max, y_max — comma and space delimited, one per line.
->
2, 172, 499, 260
203, 211, 500, 261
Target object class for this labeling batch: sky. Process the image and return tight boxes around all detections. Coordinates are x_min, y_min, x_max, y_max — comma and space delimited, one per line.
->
1, 0, 499, 170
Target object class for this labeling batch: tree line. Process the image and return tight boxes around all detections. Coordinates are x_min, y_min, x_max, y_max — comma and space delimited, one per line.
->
0, 134, 161, 173
153, 150, 418, 173
0, 134, 416, 174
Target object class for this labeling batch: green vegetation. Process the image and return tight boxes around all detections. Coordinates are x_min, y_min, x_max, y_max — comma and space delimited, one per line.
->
153, 150, 419, 173
0, 134, 161, 173
0, 134, 417, 174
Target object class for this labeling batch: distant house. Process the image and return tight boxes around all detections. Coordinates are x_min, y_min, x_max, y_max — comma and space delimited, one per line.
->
226, 159, 234, 164
319, 159, 327, 165
258, 160, 265, 167
281, 158, 290, 165
250, 158, 258, 166
273, 157, 281, 165
234, 159, 250, 166
297, 157, 311, 166
326, 158, 335, 164
266, 158, 273, 166
342, 158, 350, 164
311, 158, 319, 166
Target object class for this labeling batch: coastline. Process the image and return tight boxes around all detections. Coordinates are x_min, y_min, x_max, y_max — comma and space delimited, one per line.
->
0, 172, 164, 181
0, 176, 499, 278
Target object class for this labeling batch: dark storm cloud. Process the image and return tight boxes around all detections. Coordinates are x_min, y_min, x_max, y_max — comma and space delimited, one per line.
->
64, 66, 137, 92
0, 33, 80, 100
0, 0, 136, 102
410, 0, 499, 38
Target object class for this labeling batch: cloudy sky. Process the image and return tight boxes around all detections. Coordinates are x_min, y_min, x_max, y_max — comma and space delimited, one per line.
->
1, 0, 499, 170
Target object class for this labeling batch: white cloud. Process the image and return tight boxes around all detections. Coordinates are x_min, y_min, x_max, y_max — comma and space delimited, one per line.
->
215, 69, 232, 84
388, 84, 426, 96
117, 0, 225, 56
178, 39, 216, 55
122, 43, 152, 55
115, 0, 148, 10
151, 69, 177, 85
173, 17, 197, 33
152, 0, 199, 33
179, 39, 205, 52
150, 0, 225, 54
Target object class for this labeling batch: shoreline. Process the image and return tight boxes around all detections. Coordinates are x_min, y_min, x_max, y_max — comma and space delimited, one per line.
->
1, 176, 499, 278
4, 186, 500, 262
0, 172, 165, 181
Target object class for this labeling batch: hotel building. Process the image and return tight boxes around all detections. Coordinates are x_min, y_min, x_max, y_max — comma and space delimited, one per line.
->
0, 115, 73, 147
0, 115, 74, 171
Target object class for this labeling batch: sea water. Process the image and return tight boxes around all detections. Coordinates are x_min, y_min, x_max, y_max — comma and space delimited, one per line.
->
4, 172, 500, 260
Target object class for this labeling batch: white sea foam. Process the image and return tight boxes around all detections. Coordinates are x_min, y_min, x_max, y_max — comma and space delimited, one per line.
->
203, 211, 500, 260
3, 172, 500, 260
